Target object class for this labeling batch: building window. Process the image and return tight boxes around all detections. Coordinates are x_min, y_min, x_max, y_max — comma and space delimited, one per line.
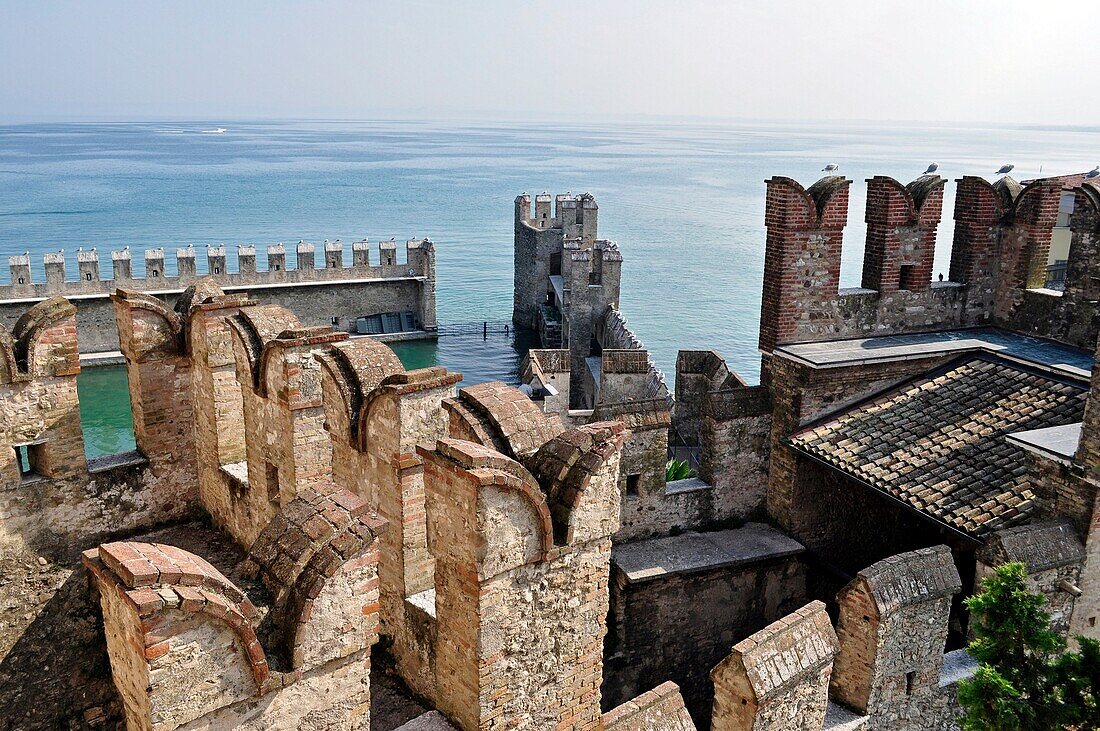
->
905, 671, 916, 696
274, 264, 281, 271
214, 267, 221, 275
13, 444, 42, 480
898, 264, 916, 291
265, 461, 280, 504
151, 270, 159, 278
85, 272, 93, 281
625, 474, 640, 497
1057, 192, 1075, 229
331, 316, 340, 326
17, 277, 24, 285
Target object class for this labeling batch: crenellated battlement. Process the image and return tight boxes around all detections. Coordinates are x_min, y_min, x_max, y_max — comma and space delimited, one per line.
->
1, 238, 438, 353
3, 238, 433, 296
758, 173, 1087, 354
515, 191, 599, 242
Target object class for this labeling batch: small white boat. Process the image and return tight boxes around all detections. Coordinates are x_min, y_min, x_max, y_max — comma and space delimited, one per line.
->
213, 127, 227, 134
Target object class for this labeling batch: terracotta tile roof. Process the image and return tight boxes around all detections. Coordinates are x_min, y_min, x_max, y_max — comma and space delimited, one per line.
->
788, 356, 1088, 539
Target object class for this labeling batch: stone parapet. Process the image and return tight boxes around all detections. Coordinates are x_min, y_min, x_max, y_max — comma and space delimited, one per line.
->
603, 681, 696, 731
707, 545, 981, 731
3, 239, 433, 298
414, 423, 627, 730
711, 600, 838, 731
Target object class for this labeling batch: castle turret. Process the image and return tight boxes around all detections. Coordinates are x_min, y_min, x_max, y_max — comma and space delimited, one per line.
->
380, 238, 396, 266
831, 546, 961, 724
514, 193, 532, 226
408, 239, 437, 330
418, 421, 628, 730
237, 245, 256, 275
948, 176, 1060, 323
759, 175, 850, 352
580, 192, 598, 243
711, 601, 838, 731
318, 340, 459, 701
0, 297, 86, 484
535, 192, 552, 224
111, 289, 196, 511
862, 175, 945, 293
9, 254, 31, 289
226, 304, 347, 532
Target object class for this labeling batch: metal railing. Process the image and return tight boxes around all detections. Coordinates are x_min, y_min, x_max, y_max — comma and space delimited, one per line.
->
435, 321, 515, 339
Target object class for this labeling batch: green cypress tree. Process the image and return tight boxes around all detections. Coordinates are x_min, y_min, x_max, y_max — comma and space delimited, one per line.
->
958, 562, 1068, 730
1055, 636, 1100, 729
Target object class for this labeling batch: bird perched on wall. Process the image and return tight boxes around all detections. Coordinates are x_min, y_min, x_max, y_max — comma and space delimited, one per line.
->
996, 164, 1015, 175
924, 163, 939, 174
1086, 166, 1099, 179
822, 163, 839, 172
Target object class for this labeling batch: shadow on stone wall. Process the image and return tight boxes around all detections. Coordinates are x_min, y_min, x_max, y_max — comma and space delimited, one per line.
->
0, 557, 122, 730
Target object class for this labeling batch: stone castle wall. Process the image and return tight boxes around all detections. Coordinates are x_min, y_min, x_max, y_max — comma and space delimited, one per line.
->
2, 240, 437, 352
1, 279, 711, 730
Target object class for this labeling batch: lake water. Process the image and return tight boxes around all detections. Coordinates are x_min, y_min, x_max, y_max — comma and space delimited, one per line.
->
5, 119, 1099, 457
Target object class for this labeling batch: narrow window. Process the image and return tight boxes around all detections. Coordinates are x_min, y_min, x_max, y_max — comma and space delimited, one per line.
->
265, 461, 280, 504
898, 264, 916, 290
151, 270, 159, 278
85, 272, 92, 281
14, 446, 30, 476
13, 444, 41, 480
214, 267, 221, 275
274, 264, 281, 271
331, 316, 340, 326
905, 671, 916, 696
625, 474, 641, 497
17, 277, 25, 285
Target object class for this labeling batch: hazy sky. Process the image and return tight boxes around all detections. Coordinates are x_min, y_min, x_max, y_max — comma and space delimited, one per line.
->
1, 1, 1094, 124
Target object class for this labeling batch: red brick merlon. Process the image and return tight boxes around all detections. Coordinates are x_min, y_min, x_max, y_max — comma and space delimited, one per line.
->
525, 421, 630, 544
759, 176, 850, 353
315, 338, 406, 445
82, 541, 272, 690
245, 484, 387, 669
1, 296, 80, 382
862, 175, 945, 293
227, 303, 347, 395
444, 380, 565, 460
110, 289, 185, 360
175, 278, 232, 319
418, 438, 555, 566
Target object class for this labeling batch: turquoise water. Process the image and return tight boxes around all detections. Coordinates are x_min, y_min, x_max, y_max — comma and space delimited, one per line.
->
5, 119, 1100, 457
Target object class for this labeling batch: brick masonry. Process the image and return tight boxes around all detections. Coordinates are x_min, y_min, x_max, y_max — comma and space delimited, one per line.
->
9, 172, 1100, 730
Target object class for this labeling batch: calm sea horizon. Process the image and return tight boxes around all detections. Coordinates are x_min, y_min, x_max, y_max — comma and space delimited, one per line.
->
3, 118, 1098, 456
